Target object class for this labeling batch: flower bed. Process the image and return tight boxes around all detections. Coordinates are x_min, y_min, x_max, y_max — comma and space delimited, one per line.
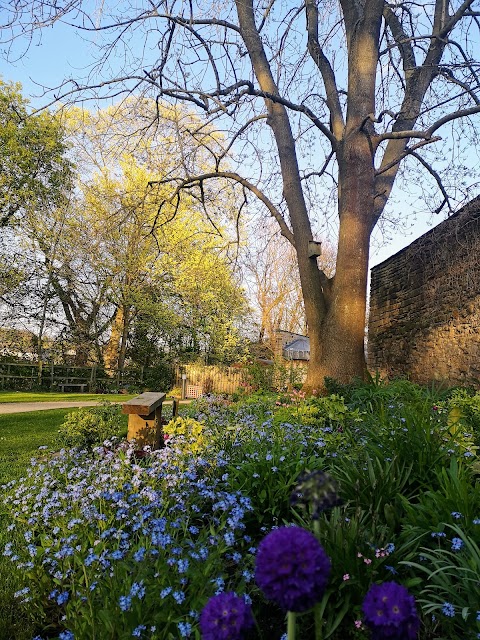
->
2, 383, 480, 639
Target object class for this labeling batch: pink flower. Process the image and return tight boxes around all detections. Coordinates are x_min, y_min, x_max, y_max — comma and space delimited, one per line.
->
363, 558, 372, 565
354, 620, 363, 629
343, 574, 350, 581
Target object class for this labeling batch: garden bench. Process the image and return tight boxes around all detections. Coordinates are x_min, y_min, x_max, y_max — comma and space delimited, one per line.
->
58, 382, 87, 393
122, 392, 166, 449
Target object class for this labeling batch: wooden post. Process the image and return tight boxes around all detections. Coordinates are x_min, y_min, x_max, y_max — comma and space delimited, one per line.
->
172, 397, 180, 418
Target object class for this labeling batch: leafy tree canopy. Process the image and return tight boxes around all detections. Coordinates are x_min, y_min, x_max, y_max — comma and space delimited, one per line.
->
0, 78, 73, 227
0, 98, 248, 367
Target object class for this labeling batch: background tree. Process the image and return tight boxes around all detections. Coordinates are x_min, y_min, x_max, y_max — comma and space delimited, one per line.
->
65, 101, 247, 368
243, 222, 337, 355
0, 99, 248, 369
0, 78, 73, 227
3, 1, 480, 388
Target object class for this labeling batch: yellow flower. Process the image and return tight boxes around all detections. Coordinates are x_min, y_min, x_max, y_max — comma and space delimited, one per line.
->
164, 417, 205, 454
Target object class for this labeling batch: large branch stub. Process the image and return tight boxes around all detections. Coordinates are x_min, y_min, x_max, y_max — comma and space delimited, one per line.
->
308, 240, 322, 259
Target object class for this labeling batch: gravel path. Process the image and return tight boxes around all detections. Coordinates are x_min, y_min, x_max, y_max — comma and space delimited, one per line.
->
0, 401, 120, 414
0, 399, 187, 415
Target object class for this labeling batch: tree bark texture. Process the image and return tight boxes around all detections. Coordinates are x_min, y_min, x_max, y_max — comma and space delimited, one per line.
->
104, 306, 124, 373
236, 0, 382, 390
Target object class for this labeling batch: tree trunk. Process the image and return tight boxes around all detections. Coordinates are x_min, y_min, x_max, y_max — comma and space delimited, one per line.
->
104, 307, 124, 373
73, 338, 90, 366
37, 277, 51, 384
236, 0, 378, 393
304, 134, 374, 392
117, 306, 131, 374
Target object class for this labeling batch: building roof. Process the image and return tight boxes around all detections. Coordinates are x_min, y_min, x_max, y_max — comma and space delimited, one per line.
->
283, 336, 310, 360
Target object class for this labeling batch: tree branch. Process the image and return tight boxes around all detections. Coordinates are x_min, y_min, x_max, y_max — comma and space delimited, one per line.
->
382, 6, 417, 80
301, 151, 335, 181
375, 104, 480, 143
438, 66, 480, 105
428, 103, 480, 135
305, 0, 344, 141
374, 136, 441, 176
410, 151, 454, 213
215, 114, 269, 169
148, 171, 295, 246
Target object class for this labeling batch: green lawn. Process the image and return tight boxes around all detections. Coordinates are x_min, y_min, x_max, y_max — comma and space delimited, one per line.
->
1, 409, 75, 483
0, 408, 130, 484
0, 391, 135, 403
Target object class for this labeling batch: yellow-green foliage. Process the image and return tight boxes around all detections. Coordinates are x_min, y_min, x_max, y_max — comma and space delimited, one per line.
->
0, 79, 73, 227
436, 389, 479, 457
164, 416, 205, 454
58, 403, 126, 449
274, 393, 363, 428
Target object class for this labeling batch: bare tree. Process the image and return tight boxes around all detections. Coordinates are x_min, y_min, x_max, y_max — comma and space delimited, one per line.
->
2, 0, 480, 389
243, 224, 336, 354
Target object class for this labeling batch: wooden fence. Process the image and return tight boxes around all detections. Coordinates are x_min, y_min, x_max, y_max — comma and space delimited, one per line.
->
173, 364, 247, 395
0, 361, 153, 392
0, 359, 247, 395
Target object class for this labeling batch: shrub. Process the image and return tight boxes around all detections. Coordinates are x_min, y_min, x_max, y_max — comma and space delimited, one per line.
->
164, 416, 206, 454
440, 388, 480, 449
142, 363, 174, 392
58, 402, 126, 449
243, 360, 305, 393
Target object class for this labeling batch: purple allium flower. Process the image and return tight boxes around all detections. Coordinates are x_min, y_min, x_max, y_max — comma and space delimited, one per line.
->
362, 582, 420, 639
255, 526, 331, 612
290, 470, 342, 519
199, 592, 254, 640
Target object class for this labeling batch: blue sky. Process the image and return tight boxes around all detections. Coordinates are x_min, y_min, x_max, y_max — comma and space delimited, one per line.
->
0, 21, 97, 102
0, 21, 463, 268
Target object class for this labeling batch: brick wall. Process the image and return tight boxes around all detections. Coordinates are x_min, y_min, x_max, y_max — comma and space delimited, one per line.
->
368, 196, 480, 386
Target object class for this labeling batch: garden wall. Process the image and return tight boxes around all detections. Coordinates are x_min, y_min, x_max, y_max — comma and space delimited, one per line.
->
368, 196, 480, 387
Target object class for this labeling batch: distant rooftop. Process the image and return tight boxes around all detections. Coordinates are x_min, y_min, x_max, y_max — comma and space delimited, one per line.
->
283, 336, 310, 360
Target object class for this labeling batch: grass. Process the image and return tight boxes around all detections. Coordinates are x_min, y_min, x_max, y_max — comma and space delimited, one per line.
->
0, 391, 136, 403
0, 409, 72, 483
0, 408, 130, 483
